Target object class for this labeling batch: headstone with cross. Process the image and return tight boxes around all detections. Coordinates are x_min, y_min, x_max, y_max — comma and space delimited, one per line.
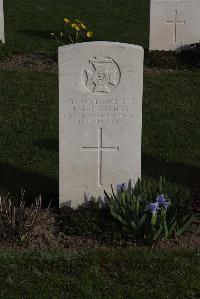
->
150, 0, 200, 51
0, 0, 5, 43
59, 41, 143, 208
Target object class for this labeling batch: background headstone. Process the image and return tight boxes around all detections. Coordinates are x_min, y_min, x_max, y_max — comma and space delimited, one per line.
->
150, 0, 200, 51
0, 0, 4, 43
59, 42, 143, 208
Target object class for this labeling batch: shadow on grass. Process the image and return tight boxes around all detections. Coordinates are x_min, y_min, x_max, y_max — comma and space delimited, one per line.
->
0, 153, 199, 208
18, 30, 52, 40
142, 152, 200, 188
0, 162, 58, 207
32, 139, 58, 153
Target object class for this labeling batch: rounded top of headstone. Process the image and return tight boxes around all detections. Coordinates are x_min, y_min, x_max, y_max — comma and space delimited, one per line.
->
59, 41, 144, 52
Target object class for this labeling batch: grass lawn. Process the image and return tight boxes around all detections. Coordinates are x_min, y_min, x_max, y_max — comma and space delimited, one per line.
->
0, 69, 199, 203
0, 71, 58, 203
0, 249, 199, 299
4, 0, 149, 56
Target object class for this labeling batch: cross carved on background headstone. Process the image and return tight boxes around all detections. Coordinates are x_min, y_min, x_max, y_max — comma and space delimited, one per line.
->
165, 10, 185, 43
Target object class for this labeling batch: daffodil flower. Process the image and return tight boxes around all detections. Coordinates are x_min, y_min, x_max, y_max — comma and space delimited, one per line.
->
86, 31, 93, 38
81, 23, 86, 29
71, 23, 80, 31
64, 18, 70, 24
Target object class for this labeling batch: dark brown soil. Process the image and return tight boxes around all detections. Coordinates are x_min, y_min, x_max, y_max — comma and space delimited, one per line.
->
0, 53, 58, 73
0, 210, 199, 252
0, 53, 189, 74
143, 66, 178, 74
0, 211, 101, 252
156, 222, 200, 250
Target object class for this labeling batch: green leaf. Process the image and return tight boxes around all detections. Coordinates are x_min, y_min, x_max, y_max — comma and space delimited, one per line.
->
136, 213, 146, 230
121, 206, 126, 217
128, 179, 132, 193
168, 220, 177, 237
110, 210, 127, 226
130, 220, 136, 230
122, 192, 126, 205
163, 221, 168, 238
159, 176, 163, 194
111, 185, 117, 201
153, 226, 163, 241
126, 190, 130, 202
151, 214, 157, 225
175, 215, 194, 237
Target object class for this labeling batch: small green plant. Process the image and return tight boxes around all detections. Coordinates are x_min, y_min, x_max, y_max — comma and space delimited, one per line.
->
51, 17, 93, 45
104, 177, 197, 245
104, 181, 148, 241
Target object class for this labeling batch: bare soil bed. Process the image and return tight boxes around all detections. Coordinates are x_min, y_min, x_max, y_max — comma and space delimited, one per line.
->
0, 210, 199, 252
0, 53, 195, 74
0, 53, 58, 73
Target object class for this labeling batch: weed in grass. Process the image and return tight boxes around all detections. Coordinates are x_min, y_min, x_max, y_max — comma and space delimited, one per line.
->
0, 191, 52, 241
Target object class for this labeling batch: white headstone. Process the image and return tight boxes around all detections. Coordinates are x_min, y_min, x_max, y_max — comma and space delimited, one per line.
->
59, 42, 143, 208
0, 0, 5, 43
150, 0, 200, 51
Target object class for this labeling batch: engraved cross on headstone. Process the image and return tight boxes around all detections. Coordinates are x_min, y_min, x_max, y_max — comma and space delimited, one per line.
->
165, 10, 185, 43
82, 128, 119, 187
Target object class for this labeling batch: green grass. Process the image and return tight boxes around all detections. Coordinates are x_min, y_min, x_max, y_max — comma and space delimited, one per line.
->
143, 71, 200, 188
4, 0, 149, 56
0, 69, 199, 203
0, 249, 199, 298
0, 71, 58, 204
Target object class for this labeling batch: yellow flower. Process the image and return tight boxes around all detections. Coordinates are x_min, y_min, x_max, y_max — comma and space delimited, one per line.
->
60, 31, 64, 37
71, 23, 80, 31
86, 31, 93, 38
64, 18, 70, 24
80, 23, 86, 30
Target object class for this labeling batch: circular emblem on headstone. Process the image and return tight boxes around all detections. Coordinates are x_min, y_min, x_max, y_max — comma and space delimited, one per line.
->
81, 55, 121, 94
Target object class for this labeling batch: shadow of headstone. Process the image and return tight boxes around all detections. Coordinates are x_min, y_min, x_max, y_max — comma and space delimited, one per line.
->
0, 162, 58, 207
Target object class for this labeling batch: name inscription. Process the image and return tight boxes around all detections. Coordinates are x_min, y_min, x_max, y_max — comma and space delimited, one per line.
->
64, 97, 134, 124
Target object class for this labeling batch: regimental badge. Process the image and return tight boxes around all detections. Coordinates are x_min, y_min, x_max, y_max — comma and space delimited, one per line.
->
81, 54, 121, 94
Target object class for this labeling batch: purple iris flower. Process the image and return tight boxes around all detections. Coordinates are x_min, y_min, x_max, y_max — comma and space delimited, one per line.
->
145, 202, 160, 215
156, 194, 170, 210
116, 183, 127, 192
